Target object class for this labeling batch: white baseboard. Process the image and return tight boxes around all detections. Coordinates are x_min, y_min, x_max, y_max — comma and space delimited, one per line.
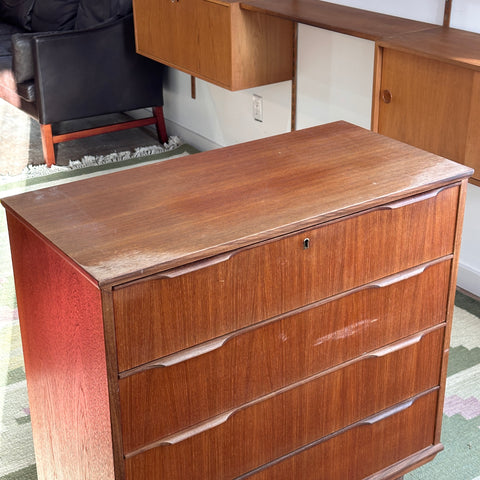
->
126, 109, 219, 152
165, 119, 221, 152
457, 262, 480, 298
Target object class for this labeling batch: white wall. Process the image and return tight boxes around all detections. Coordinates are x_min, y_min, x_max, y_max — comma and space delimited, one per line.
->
450, 1, 480, 297
163, 0, 480, 297
295, 26, 374, 131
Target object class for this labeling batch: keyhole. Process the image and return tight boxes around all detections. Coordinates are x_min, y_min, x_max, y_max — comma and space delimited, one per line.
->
303, 238, 310, 249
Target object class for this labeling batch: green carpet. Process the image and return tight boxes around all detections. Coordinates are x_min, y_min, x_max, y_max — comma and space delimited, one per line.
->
405, 290, 480, 480
0, 139, 198, 199
0, 159, 479, 478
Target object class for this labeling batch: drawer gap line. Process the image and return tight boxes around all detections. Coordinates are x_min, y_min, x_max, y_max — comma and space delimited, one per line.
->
118, 256, 452, 378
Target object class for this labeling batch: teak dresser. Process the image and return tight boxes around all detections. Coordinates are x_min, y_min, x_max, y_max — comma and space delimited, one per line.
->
2, 122, 473, 479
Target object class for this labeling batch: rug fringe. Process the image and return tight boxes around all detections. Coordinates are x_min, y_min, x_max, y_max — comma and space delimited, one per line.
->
22, 136, 182, 178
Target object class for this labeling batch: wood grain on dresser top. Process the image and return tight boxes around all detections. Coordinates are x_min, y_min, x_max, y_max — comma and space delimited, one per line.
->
2, 121, 472, 288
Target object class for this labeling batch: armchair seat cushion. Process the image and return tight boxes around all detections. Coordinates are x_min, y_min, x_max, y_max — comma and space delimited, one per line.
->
0, 54, 36, 115
15, 78, 34, 100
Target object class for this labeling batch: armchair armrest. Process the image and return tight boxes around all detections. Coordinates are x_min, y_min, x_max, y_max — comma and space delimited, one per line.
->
32, 14, 164, 124
11, 32, 47, 83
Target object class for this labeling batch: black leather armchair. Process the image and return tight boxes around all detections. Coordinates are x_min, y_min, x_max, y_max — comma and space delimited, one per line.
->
0, 0, 167, 166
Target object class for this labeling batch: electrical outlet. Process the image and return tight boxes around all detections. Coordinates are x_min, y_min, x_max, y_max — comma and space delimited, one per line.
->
253, 94, 263, 122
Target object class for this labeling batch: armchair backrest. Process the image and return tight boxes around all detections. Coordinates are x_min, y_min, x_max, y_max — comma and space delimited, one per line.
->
31, 0, 80, 31
0, 0, 35, 30
75, 0, 132, 29
0, 0, 133, 32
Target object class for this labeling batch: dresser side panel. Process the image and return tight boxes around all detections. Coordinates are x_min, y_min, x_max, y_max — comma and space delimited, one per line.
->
434, 177, 471, 443
5, 212, 117, 480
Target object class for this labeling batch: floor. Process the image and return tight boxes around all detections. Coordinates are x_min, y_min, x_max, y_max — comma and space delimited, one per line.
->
0, 98, 163, 176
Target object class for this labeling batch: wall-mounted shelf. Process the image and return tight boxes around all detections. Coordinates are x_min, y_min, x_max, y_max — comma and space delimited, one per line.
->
132, 0, 294, 91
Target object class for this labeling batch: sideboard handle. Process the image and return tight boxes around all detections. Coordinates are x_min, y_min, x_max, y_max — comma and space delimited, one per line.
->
381, 89, 392, 104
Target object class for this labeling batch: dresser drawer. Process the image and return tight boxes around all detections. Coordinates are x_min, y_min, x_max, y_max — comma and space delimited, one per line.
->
123, 327, 443, 477
119, 260, 450, 453
241, 390, 439, 480
113, 184, 458, 371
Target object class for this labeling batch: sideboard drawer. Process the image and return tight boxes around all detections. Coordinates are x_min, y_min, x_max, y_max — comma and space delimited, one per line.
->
113, 185, 458, 371
119, 260, 450, 452
123, 327, 443, 476
241, 390, 439, 480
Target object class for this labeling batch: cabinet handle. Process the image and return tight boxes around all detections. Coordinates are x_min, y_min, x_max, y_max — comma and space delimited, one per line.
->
155, 251, 236, 279
383, 184, 454, 210
372, 263, 428, 288
360, 397, 414, 425
368, 331, 426, 358
381, 89, 392, 104
158, 410, 233, 446
150, 333, 235, 367
125, 409, 236, 456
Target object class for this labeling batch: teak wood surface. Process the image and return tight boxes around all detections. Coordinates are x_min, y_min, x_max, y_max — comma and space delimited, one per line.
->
119, 259, 451, 451
240, 0, 435, 41
2, 120, 473, 480
377, 27, 480, 70
113, 185, 460, 370
374, 29, 480, 185
241, 391, 439, 480
377, 49, 474, 168
5, 215, 117, 480
2, 121, 472, 288
133, 0, 294, 90
124, 330, 443, 478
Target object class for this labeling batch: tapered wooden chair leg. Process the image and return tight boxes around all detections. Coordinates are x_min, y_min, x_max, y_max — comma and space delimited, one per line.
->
40, 124, 56, 167
153, 106, 168, 144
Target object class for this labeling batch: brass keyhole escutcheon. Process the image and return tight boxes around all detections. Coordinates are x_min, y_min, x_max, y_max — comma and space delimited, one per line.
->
303, 238, 310, 249
382, 89, 392, 104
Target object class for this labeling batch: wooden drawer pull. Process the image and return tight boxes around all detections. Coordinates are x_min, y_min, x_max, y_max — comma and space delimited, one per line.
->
383, 185, 453, 210
159, 411, 233, 446
151, 333, 235, 367
120, 258, 450, 377
155, 251, 237, 279
125, 410, 235, 457
361, 397, 414, 425
359, 387, 438, 426
151, 314, 433, 369
368, 331, 426, 358
372, 264, 428, 288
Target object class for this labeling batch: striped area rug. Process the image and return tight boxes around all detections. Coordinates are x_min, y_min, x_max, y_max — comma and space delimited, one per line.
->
406, 291, 480, 480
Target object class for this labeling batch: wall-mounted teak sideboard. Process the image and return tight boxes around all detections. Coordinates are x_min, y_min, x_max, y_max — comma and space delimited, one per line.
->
374, 27, 480, 187
2, 122, 472, 479
213, 0, 479, 185
132, 0, 294, 91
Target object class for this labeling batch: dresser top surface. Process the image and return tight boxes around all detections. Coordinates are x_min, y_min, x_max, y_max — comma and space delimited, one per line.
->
2, 121, 472, 287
